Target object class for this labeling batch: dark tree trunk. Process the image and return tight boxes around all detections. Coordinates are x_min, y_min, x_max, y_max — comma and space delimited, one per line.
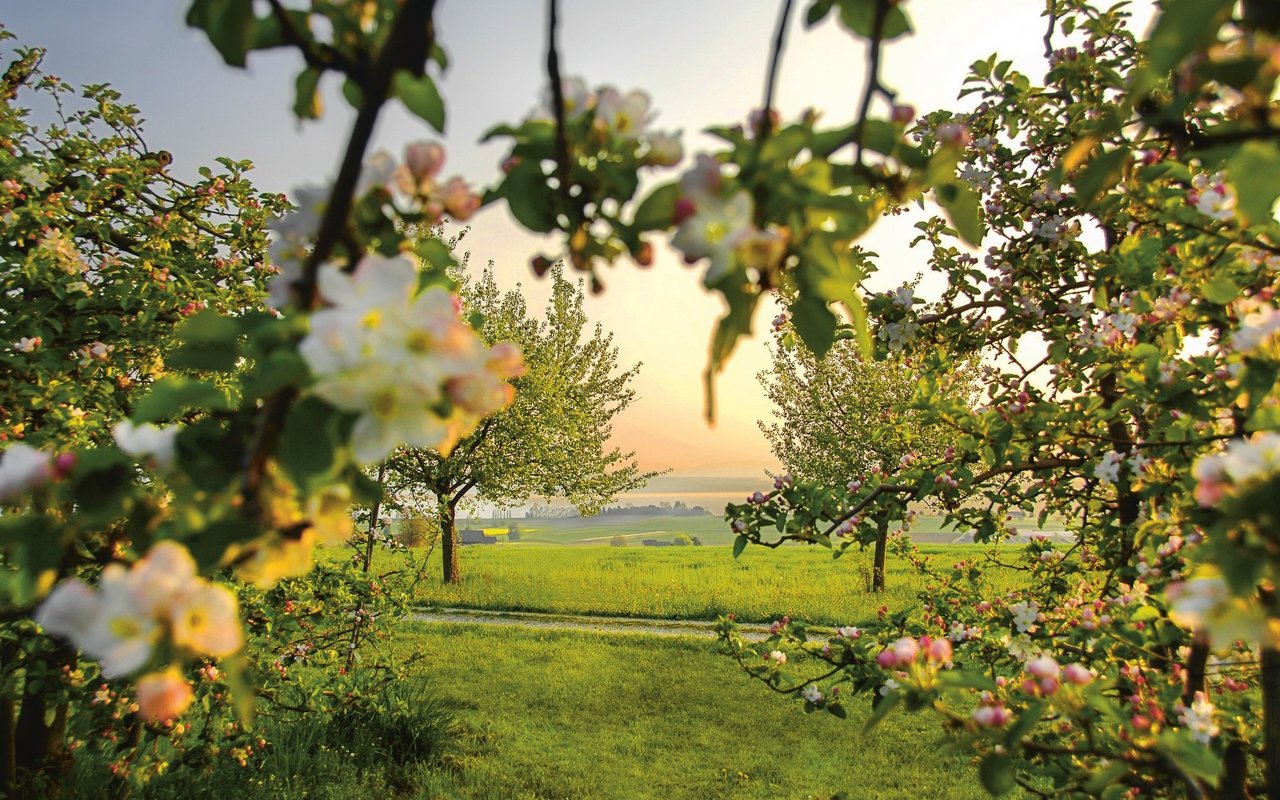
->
440, 498, 461, 584
1264, 647, 1280, 800
872, 516, 889, 593
0, 641, 14, 799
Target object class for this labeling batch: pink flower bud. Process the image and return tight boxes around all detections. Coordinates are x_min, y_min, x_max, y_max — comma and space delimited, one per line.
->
1064, 663, 1093, 686
1025, 656, 1060, 681
926, 637, 953, 664
890, 104, 915, 125
673, 196, 697, 226
405, 141, 446, 182
135, 669, 194, 724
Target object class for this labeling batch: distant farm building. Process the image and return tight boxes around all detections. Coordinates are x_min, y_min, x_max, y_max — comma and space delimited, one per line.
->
460, 529, 497, 545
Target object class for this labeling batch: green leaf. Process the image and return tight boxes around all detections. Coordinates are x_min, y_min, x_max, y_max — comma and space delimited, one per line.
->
862, 690, 901, 732
703, 284, 759, 423
1227, 141, 1280, 226
790, 293, 837, 358
1155, 731, 1222, 785
1085, 762, 1131, 793
935, 670, 996, 691
632, 182, 680, 231
837, 0, 912, 40
242, 350, 309, 400
186, 0, 257, 67
805, 0, 836, 27
732, 534, 748, 558
133, 377, 231, 423
936, 182, 984, 246
860, 119, 900, 156
277, 398, 343, 494
1073, 147, 1129, 205
1004, 699, 1046, 746
170, 310, 241, 372
978, 753, 1017, 796
1200, 276, 1239, 305
502, 164, 557, 234
341, 77, 363, 110
1143, 0, 1235, 77
760, 126, 809, 163
393, 70, 445, 132
293, 67, 323, 120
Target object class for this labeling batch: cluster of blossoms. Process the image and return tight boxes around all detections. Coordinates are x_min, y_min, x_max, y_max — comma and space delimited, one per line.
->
390, 140, 482, 222
670, 153, 787, 285
1230, 296, 1280, 356
1192, 431, 1280, 508
298, 253, 524, 463
0, 442, 61, 501
1188, 172, 1237, 221
530, 77, 682, 167
35, 541, 241, 723
267, 142, 482, 291
1166, 571, 1280, 649
112, 420, 180, 469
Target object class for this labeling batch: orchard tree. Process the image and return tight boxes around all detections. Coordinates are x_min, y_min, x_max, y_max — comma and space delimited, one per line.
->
0, 42, 287, 450
757, 327, 978, 589
723, 1, 1280, 796
386, 264, 656, 584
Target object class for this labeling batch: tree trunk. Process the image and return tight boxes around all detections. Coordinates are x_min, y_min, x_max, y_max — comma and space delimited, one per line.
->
439, 498, 461, 584
1264, 647, 1280, 800
872, 516, 889, 593
0, 640, 14, 799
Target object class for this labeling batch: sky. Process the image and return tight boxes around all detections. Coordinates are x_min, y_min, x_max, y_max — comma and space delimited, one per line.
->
4, 1, 1153, 479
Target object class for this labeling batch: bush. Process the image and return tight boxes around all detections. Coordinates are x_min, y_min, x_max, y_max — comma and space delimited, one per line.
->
398, 517, 438, 548
609, 535, 628, 547
672, 534, 693, 546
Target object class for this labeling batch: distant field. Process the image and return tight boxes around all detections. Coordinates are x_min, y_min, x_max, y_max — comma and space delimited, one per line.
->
451, 512, 998, 546
357, 541, 1029, 626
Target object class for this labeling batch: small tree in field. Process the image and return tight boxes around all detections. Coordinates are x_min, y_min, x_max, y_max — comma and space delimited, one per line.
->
758, 331, 976, 589
386, 265, 657, 583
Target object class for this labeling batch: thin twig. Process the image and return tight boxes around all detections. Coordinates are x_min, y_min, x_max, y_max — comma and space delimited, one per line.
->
1043, 0, 1059, 60
759, 0, 795, 142
240, 0, 438, 521
850, 0, 896, 166
545, 0, 572, 204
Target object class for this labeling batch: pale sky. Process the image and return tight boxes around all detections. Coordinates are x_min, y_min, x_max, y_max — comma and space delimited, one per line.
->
5, 1, 1152, 477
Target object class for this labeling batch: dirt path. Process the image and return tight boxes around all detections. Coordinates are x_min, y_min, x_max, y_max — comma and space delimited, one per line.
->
411, 607, 791, 642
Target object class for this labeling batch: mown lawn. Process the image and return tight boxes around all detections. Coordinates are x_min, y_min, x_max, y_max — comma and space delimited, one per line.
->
345, 542, 1029, 626
390, 622, 994, 800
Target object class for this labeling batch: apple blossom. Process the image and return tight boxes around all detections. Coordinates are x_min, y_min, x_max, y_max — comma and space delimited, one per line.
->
112, 420, 180, 469
0, 443, 54, 501
134, 668, 194, 725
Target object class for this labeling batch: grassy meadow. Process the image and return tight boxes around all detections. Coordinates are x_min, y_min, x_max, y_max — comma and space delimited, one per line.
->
404, 543, 1029, 625
241, 525, 1036, 799
113, 622, 997, 800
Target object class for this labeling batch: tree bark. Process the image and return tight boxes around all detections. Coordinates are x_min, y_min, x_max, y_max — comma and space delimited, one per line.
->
0, 641, 14, 799
872, 515, 889, 592
439, 497, 461, 584
1264, 647, 1280, 800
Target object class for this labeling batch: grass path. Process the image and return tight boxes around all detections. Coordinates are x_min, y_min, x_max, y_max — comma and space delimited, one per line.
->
395, 622, 994, 799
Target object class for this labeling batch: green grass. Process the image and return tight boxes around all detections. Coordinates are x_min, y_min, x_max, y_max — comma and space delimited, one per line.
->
386, 622, 994, 800
346, 542, 1028, 627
